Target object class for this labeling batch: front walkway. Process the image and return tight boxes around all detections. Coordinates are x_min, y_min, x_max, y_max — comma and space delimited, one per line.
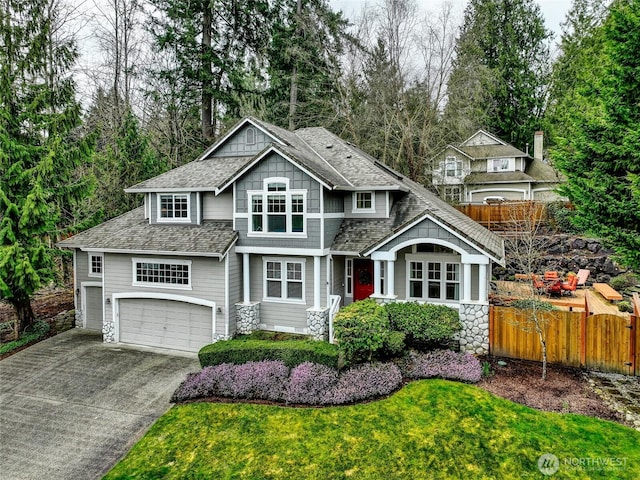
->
0, 329, 199, 480
586, 372, 640, 430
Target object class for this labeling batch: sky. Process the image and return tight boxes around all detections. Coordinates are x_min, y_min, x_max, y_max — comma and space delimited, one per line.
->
330, 0, 572, 40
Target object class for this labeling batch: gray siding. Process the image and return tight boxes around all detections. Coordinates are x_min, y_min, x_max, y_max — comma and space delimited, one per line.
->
150, 192, 198, 225
76, 251, 102, 328
103, 253, 227, 337
324, 217, 343, 250
213, 125, 274, 157
203, 191, 233, 220
236, 218, 321, 249
235, 153, 321, 213
324, 191, 344, 213
344, 191, 388, 218
331, 255, 345, 306
249, 254, 327, 333
377, 217, 482, 256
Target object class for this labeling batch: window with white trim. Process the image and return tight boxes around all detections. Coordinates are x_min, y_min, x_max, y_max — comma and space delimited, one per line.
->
246, 127, 256, 145
345, 259, 353, 296
264, 258, 305, 302
133, 259, 191, 289
158, 193, 190, 221
490, 158, 511, 172
88, 254, 103, 277
445, 156, 463, 177
353, 191, 374, 212
249, 178, 306, 235
407, 257, 460, 302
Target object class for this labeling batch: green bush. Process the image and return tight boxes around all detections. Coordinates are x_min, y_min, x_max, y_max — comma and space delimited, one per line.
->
547, 201, 581, 234
199, 339, 339, 369
609, 273, 639, 292
510, 299, 556, 311
0, 320, 50, 355
333, 299, 390, 362
382, 330, 406, 357
385, 302, 461, 348
617, 301, 632, 313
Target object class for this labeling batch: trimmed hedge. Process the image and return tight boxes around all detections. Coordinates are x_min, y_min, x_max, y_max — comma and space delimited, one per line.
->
198, 338, 340, 369
333, 299, 390, 362
385, 302, 461, 347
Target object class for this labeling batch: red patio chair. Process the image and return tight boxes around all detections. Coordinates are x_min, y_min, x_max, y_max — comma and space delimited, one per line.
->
544, 271, 559, 281
561, 273, 578, 296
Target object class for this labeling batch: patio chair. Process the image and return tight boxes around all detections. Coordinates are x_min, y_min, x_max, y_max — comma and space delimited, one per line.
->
576, 269, 590, 288
544, 271, 559, 281
532, 274, 546, 293
561, 273, 578, 296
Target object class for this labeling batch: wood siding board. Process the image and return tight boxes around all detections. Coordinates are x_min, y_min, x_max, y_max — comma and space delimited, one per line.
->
324, 191, 345, 213
203, 191, 233, 220
324, 217, 343, 249
236, 218, 322, 249
227, 253, 242, 336
213, 124, 273, 158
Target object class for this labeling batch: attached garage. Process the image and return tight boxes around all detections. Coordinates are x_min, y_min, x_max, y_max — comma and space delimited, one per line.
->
82, 283, 103, 331
115, 294, 216, 352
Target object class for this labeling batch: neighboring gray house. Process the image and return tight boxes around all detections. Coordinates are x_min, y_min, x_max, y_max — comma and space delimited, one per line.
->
431, 130, 565, 203
59, 117, 505, 354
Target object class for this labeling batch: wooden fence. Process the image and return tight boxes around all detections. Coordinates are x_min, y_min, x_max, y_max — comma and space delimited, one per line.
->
489, 293, 640, 375
455, 201, 548, 231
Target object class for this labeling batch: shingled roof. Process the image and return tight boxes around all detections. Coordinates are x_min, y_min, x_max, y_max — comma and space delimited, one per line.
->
58, 207, 237, 257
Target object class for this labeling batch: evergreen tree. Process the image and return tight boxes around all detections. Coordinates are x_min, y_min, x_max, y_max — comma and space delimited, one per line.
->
444, 0, 552, 148
0, 0, 93, 331
551, 0, 640, 269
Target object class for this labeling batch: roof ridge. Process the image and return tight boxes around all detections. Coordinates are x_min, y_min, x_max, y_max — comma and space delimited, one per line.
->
293, 128, 355, 188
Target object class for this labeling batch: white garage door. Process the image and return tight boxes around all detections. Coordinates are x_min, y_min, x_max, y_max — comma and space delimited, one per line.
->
84, 286, 103, 331
118, 298, 214, 352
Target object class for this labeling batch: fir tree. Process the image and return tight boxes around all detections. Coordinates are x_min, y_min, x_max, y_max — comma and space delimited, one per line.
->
0, 0, 93, 331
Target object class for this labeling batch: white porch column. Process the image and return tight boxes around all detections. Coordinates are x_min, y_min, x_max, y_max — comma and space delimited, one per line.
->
243, 253, 250, 303
463, 262, 472, 302
314, 256, 321, 309
373, 260, 382, 296
478, 263, 488, 302
386, 260, 395, 297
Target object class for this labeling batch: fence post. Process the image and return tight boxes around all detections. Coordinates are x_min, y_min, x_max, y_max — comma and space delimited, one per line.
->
580, 293, 588, 367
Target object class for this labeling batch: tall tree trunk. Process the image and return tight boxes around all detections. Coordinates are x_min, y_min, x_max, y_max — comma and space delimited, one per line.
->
201, 6, 213, 140
288, 0, 302, 130
13, 296, 35, 334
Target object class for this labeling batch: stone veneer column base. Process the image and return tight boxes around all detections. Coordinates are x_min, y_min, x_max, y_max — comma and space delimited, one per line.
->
236, 302, 260, 334
458, 303, 489, 354
306, 308, 330, 341
103, 319, 115, 343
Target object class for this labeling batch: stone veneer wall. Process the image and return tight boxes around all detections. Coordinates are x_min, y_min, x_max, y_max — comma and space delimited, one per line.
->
103, 318, 115, 343
306, 308, 329, 341
458, 303, 489, 354
236, 302, 260, 334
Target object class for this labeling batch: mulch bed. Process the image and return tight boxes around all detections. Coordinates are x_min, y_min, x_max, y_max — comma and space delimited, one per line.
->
477, 355, 628, 425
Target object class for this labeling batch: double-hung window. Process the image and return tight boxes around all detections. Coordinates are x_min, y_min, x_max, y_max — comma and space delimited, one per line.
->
353, 191, 374, 212
158, 193, 190, 222
264, 258, 305, 302
89, 254, 103, 277
491, 158, 510, 172
249, 179, 306, 235
445, 156, 462, 177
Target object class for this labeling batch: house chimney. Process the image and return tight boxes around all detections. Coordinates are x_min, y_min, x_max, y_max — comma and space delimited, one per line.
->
534, 131, 543, 162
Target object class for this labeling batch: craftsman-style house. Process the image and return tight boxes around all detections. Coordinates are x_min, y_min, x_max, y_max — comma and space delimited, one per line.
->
431, 130, 564, 203
59, 118, 505, 354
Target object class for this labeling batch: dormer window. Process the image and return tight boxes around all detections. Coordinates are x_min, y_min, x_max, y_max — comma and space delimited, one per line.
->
249, 178, 306, 236
353, 191, 375, 213
158, 193, 190, 222
490, 158, 511, 172
246, 127, 256, 145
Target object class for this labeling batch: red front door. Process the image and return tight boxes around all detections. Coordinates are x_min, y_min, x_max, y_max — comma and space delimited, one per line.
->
353, 259, 374, 301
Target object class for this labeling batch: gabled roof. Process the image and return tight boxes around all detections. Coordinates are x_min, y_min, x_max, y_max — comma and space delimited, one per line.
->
458, 144, 528, 159
460, 129, 507, 147
57, 207, 237, 257
526, 159, 564, 183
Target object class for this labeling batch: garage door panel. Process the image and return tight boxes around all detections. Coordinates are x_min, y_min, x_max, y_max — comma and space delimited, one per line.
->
118, 298, 213, 352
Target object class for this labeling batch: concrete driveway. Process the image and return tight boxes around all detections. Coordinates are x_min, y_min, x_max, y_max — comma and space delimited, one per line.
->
0, 329, 200, 480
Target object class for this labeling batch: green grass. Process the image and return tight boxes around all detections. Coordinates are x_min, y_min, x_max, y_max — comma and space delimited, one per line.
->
0, 320, 50, 355
104, 380, 640, 480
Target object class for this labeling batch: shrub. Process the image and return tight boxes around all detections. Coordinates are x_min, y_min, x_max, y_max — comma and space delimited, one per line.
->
547, 201, 580, 234
617, 301, 632, 313
510, 299, 556, 311
172, 361, 289, 402
199, 338, 339, 369
333, 299, 390, 362
385, 302, 461, 348
322, 363, 403, 405
401, 350, 482, 383
609, 273, 639, 292
0, 320, 50, 356
382, 330, 406, 357
285, 362, 339, 405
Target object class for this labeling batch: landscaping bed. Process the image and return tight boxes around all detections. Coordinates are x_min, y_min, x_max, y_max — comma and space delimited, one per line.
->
478, 355, 627, 425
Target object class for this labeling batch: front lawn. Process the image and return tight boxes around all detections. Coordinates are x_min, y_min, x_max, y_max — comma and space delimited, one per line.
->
104, 380, 640, 479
